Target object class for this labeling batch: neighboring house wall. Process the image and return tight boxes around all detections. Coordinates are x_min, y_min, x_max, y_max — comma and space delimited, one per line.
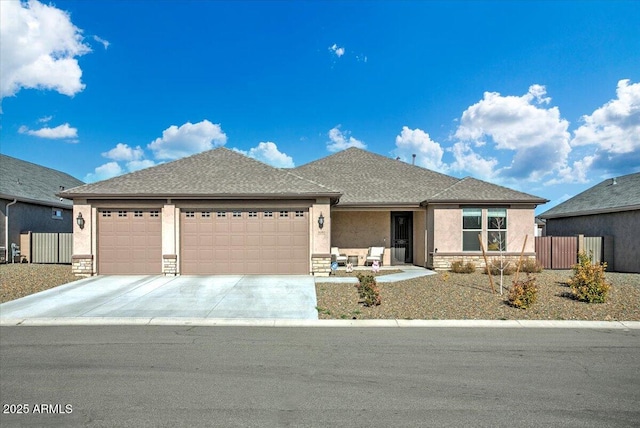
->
331, 210, 391, 266
427, 205, 536, 270
1, 198, 73, 255
545, 210, 640, 273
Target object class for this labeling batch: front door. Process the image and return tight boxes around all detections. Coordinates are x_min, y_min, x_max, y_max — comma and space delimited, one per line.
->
391, 212, 412, 264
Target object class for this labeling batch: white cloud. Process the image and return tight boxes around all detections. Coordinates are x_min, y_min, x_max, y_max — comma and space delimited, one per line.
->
38, 115, 53, 123
238, 142, 295, 168
19, 123, 78, 139
148, 120, 227, 160
547, 155, 595, 185
0, 0, 91, 100
329, 43, 345, 58
454, 84, 571, 180
393, 126, 446, 171
83, 162, 122, 183
327, 126, 366, 152
102, 143, 144, 162
126, 159, 156, 172
572, 79, 640, 155
93, 35, 110, 49
449, 142, 499, 180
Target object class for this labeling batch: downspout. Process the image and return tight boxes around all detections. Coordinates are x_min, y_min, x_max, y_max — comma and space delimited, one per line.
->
5, 198, 17, 262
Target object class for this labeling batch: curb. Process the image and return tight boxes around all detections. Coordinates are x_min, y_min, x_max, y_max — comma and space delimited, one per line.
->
1, 318, 639, 329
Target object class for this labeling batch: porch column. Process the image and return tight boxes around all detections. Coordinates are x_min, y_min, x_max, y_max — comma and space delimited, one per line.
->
162, 204, 178, 275
311, 198, 331, 276
72, 203, 94, 277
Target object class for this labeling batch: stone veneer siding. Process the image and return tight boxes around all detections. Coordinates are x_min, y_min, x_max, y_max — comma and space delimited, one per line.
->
430, 253, 536, 271
312, 253, 331, 276
72, 255, 94, 277
163, 254, 178, 276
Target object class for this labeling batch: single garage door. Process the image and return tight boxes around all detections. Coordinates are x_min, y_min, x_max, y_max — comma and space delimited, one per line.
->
98, 209, 162, 274
181, 209, 309, 274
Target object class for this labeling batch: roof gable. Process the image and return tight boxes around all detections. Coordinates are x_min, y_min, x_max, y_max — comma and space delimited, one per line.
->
430, 177, 548, 204
294, 148, 546, 206
61, 147, 339, 199
0, 155, 84, 207
540, 172, 640, 218
294, 148, 459, 205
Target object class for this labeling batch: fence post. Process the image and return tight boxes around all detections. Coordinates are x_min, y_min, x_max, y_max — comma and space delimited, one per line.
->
577, 234, 584, 255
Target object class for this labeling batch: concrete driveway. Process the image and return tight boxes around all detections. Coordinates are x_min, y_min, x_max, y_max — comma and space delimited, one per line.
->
0, 275, 318, 320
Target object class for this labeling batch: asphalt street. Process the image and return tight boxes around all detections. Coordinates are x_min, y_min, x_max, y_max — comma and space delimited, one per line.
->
1, 326, 639, 427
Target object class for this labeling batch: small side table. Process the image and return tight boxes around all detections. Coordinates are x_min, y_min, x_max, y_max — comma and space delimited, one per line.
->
347, 255, 358, 266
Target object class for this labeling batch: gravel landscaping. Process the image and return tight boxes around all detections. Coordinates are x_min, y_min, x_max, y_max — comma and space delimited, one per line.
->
1, 264, 78, 304
316, 269, 640, 321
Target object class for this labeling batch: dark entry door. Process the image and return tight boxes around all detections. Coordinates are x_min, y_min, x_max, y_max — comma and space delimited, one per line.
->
391, 212, 412, 264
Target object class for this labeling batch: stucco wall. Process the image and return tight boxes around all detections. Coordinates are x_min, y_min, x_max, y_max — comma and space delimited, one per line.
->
331, 211, 391, 265
413, 209, 427, 266
427, 204, 536, 269
1, 199, 73, 258
545, 210, 640, 273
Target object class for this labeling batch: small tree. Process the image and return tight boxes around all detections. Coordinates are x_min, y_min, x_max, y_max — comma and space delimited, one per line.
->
568, 252, 611, 303
488, 216, 509, 295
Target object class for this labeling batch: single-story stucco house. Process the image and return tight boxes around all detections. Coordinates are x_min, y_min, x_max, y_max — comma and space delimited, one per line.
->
539, 172, 640, 273
1, 154, 84, 262
60, 147, 547, 276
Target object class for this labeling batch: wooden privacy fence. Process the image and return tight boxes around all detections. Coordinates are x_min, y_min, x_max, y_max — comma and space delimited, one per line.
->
535, 235, 613, 270
19, 232, 73, 264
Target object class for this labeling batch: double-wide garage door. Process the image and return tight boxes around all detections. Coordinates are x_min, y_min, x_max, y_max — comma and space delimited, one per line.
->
181, 209, 309, 274
98, 209, 162, 274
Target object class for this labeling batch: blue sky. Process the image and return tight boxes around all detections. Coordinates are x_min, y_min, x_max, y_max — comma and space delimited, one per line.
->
1, 0, 639, 214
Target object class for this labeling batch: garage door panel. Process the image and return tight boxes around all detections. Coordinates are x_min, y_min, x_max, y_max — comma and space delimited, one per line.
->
181, 208, 309, 274
98, 209, 162, 275
261, 222, 277, 233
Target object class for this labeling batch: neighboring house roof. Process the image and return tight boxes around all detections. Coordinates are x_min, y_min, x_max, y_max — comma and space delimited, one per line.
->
0, 154, 84, 208
539, 172, 640, 219
60, 147, 341, 200
294, 148, 547, 206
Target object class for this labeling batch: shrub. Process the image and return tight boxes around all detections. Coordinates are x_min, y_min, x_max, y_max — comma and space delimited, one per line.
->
518, 258, 543, 273
568, 252, 611, 303
508, 274, 538, 309
484, 259, 515, 276
355, 273, 381, 307
450, 260, 476, 274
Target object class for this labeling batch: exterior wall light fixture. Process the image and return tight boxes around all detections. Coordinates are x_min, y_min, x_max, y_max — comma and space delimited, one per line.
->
318, 212, 325, 229
76, 212, 85, 230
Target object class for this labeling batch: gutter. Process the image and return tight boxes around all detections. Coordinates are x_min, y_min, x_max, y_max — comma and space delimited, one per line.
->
5, 198, 17, 262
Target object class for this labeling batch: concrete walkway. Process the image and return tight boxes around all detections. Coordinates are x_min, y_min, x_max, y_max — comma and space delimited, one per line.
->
0, 275, 318, 321
314, 265, 436, 283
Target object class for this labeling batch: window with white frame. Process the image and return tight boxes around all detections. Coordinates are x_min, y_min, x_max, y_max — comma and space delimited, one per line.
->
487, 208, 507, 251
462, 208, 482, 251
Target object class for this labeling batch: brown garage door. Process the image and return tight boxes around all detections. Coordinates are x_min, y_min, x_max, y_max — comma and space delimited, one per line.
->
98, 209, 162, 274
181, 209, 309, 274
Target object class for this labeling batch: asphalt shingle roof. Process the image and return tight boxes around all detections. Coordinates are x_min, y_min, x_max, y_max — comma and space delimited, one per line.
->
294, 148, 546, 206
60, 147, 340, 198
430, 177, 548, 203
0, 154, 84, 207
539, 172, 640, 219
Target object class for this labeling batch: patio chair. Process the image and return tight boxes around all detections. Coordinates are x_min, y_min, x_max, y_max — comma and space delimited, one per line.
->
365, 247, 384, 266
331, 247, 348, 266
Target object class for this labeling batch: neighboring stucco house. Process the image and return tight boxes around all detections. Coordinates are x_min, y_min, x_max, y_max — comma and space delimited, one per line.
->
539, 172, 640, 273
60, 147, 547, 276
1, 154, 84, 262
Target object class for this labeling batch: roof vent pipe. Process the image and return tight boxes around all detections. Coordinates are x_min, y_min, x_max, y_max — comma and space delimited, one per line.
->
412, 154, 416, 165
612, 177, 617, 185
